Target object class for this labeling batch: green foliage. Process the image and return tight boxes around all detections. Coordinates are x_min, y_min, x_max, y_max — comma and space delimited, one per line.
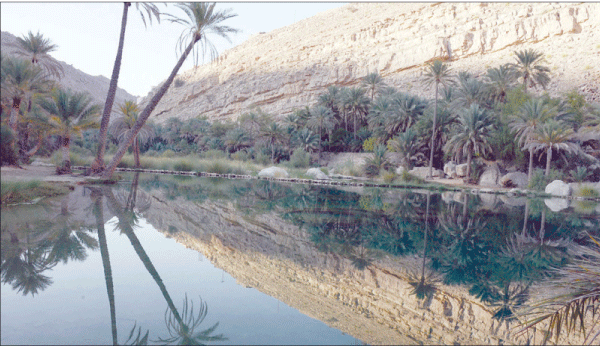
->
382, 171, 396, 183
575, 186, 599, 198
201, 149, 227, 160
570, 167, 590, 183
173, 159, 194, 172
1, 180, 70, 205
161, 149, 176, 158
1, 124, 18, 166
289, 148, 311, 168
528, 169, 565, 191
502, 86, 530, 117
363, 144, 391, 177
50, 150, 92, 167
253, 151, 271, 166
362, 137, 377, 152
470, 159, 486, 183
399, 170, 424, 184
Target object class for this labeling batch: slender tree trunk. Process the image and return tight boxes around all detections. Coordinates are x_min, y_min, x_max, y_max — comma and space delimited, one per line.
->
545, 147, 552, 176
522, 199, 529, 234
271, 139, 275, 164
61, 135, 71, 173
133, 137, 140, 168
102, 33, 200, 179
428, 82, 439, 179
421, 191, 431, 283
318, 123, 322, 163
91, 3, 131, 175
353, 112, 357, 140
91, 191, 118, 346
527, 147, 534, 184
465, 149, 472, 184
8, 100, 21, 134
539, 209, 546, 242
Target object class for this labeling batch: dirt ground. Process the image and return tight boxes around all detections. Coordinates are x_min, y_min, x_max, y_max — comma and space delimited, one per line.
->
1, 164, 87, 184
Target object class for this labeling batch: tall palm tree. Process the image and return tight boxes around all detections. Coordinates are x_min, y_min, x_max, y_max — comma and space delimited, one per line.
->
484, 64, 517, 104
224, 127, 252, 153
384, 93, 428, 141
293, 128, 319, 154
423, 59, 453, 178
103, 2, 238, 179
512, 49, 551, 92
388, 127, 423, 170
259, 122, 286, 163
444, 104, 495, 183
524, 120, 578, 176
341, 87, 370, 140
91, 3, 161, 174
38, 89, 101, 173
509, 98, 554, 183
306, 105, 335, 161
453, 72, 487, 108
10, 31, 64, 79
109, 100, 154, 167
317, 85, 341, 120
361, 72, 386, 101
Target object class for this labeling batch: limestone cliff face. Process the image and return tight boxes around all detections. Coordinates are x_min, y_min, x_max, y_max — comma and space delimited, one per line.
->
145, 3, 600, 124
141, 187, 587, 345
1, 31, 135, 113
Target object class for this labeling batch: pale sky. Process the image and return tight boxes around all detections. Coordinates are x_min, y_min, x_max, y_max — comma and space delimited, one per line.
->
1, 2, 347, 97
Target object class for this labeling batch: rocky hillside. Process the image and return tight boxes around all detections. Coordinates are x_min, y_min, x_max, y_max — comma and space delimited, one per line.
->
145, 2, 600, 124
1, 31, 135, 113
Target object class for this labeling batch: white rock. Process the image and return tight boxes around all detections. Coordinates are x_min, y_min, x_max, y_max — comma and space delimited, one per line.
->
500, 172, 529, 189
306, 168, 329, 180
395, 166, 407, 175
479, 165, 501, 187
443, 162, 457, 178
545, 198, 570, 212
545, 180, 571, 197
258, 166, 289, 178
456, 164, 468, 177
408, 166, 444, 179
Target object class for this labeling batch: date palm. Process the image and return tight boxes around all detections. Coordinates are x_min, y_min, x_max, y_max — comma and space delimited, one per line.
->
384, 93, 428, 140
103, 2, 238, 179
509, 98, 554, 183
524, 120, 578, 176
109, 100, 154, 167
10, 31, 64, 79
361, 71, 386, 101
293, 128, 319, 153
341, 87, 370, 140
453, 72, 487, 108
423, 59, 453, 178
444, 104, 495, 183
259, 122, 286, 163
388, 127, 423, 170
307, 105, 335, 161
224, 127, 252, 153
91, 2, 161, 175
484, 64, 517, 104
512, 49, 551, 92
38, 89, 101, 173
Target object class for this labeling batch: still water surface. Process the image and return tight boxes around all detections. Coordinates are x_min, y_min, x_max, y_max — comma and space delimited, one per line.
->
1, 173, 598, 345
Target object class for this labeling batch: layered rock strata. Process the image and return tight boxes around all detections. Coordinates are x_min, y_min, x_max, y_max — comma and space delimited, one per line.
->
144, 3, 600, 124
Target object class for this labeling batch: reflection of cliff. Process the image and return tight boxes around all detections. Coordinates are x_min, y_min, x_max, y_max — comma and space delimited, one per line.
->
141, 189, 587, 345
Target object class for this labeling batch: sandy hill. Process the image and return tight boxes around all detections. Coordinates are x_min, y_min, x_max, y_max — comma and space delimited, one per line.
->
144, 2, 600, 124
1, 31, 135, 114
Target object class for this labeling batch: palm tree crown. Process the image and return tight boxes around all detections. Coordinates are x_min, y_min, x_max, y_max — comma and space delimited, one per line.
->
11, 31, 64, 79
524, 120, 578, 176
512, 49, 551, 91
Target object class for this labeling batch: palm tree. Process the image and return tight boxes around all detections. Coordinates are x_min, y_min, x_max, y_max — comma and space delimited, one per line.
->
423, 59, 453, 178
224, 127, 252, 153
259, 122, 286, 163
102, 2, 238, 179
388, 127, 423, 170
524, 120, 578, 176
444, 104, 495, 183
293, 128, 319, 153
384, 93, 428, 141
509, 98, 554, 183
91, 3, 161, 174
453, 72, 487, 108
38, 89, 101, 173
583, 103, 600, 133
341, 87, 370, 140
306, 105, 335, 161
109, 100, 154, 167
512, 49, 551, 92
317, 86, 341, 120
361, 72, 386, 101
10, 31, 64, 79
484, 64, 517, 104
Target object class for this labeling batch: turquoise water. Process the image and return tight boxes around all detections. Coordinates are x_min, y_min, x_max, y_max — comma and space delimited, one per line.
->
1, 173, 598, 345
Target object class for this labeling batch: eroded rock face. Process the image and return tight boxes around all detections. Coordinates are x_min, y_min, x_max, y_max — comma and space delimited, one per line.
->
545, 180, 571, 197
143, 3, 600, 124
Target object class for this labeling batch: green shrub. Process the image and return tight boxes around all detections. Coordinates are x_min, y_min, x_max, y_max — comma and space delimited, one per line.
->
364, 144, 391, 178
383, 171, 396, 183
576, 186, 599, 198
161, 149, 176, 158
289, 148, 310, 168
320, 167, 329, 176
1, 124, 18, 166
362, 137, 377, 153
528, 169, 565, 191
144, 150, 160, 157
231, 150, 251, 162
173, 159, 194, 172
202, 149, 227, 160
51, 150, 92, 167
400, 170, 424, 184
570, 167, 590, 183
254, 152, 271, 166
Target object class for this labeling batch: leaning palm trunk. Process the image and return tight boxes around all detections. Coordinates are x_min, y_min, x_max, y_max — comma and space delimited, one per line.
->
133, 137, 140, 168
102, 33, 200, 179
428, 84, 439, 179
92, 3, 131, 174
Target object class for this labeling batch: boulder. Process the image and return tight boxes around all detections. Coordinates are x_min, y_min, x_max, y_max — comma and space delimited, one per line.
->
456, 163, 468, 177
306, 168, 329, 180
479, 165, 501, 187
500, 172, 528, 188
443, 162, 457, 178
545, 198, 570, 212
545, 180, 571, 197
408, 166, 444, 179
395, 166, 407, 175
258, 166, 289, 178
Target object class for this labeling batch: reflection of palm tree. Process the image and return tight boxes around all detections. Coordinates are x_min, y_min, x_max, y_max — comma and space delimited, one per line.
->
409, 192, 439, 301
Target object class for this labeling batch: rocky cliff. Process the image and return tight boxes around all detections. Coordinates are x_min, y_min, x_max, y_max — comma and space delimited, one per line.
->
1, 31, 135, 113
145, 2, 600, 124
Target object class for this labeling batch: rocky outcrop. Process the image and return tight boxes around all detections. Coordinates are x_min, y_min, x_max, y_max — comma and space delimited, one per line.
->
1, 31, 135, 113
143, 3, 600, 124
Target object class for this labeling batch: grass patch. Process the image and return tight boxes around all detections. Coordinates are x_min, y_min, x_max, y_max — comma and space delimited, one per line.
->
575, 186, 600, 198
1, 180, 71, 205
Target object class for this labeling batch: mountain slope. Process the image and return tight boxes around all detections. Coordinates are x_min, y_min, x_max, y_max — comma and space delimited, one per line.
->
1, 31, 135, 113
145, 2, 600, 124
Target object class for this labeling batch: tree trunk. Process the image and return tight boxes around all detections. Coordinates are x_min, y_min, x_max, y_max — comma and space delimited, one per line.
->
465, 149, 472, 184
545, 146, 552, 176
353, 112, 357, 140
522, 199, 529, 234
91, 2, 131, 175
133, 137, 140, 168
271, 140, 275, 164
318, 123, 322, 163
428, 83, 439, 179
527, 147, 534, 184
61, 135, 71, 173
102, 32, 200, 179
25, 135, 43, 158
